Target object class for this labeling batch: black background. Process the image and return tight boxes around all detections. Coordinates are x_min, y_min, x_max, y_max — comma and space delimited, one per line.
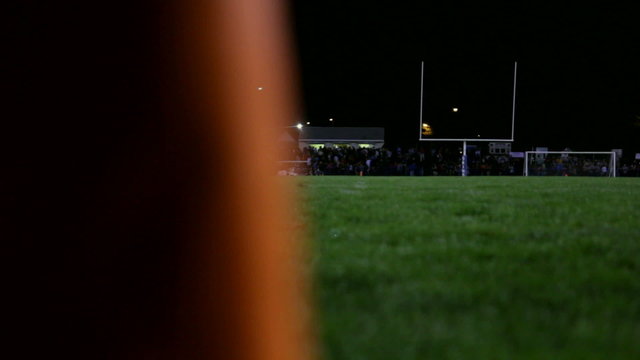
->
290, 1, 640, 152
4, 1, 640, 357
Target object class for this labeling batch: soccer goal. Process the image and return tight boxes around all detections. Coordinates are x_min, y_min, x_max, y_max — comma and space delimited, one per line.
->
524, 151, 616, 177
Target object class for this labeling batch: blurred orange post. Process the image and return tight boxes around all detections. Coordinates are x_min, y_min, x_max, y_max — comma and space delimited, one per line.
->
7, 0, 313, 357
177, 0, 314, 359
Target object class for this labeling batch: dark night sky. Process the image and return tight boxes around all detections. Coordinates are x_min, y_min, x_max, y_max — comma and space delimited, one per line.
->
290, 1, 640, 153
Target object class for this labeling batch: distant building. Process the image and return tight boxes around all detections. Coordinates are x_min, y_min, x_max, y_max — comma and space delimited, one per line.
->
298, 127, 384, 149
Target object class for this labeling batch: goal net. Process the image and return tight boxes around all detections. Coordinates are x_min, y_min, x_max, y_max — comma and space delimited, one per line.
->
524, 151, 616, 177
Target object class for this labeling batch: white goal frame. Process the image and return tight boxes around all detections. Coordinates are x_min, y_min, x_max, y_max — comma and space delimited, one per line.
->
523, 151, 616, 177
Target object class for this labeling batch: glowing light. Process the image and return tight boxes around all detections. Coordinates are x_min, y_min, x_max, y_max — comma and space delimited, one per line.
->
257, 87, 264, 91
452, 107, 459, 112
306, 121, 311, 125
296, 123, 303, 129
329, 118, 334, 122
421, 123, 433, 136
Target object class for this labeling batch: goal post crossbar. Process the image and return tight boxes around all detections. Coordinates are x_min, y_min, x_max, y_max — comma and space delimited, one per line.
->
524, 151, 616, 177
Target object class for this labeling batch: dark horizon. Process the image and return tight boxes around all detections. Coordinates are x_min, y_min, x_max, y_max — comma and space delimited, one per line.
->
291, 1, 640, 154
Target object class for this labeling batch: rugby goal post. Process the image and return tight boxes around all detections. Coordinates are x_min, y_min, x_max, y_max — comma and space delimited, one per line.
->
524, 151, 616, 177
418, 61, 518, 176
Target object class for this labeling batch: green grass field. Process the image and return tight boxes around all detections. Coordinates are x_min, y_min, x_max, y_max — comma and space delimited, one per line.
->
298, 176, 640, 360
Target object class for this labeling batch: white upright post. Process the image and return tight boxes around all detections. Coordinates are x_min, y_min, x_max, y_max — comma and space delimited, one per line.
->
524, 151, 529, 176
462, 140, 467, 176
418, 61, 424, 140
612, 152, 617, 178
511, 61, 518, 141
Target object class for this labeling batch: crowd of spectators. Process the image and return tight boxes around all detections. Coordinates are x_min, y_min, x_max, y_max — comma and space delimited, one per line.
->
279, 145, 640, 177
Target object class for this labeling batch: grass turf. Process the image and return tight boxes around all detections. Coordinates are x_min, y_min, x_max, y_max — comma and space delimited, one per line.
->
297, 176, 640, 360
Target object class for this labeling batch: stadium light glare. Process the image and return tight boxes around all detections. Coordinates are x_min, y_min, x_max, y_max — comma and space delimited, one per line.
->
452, 107, 459, 112
421, 123, 433, 136
296, 123, 303, 129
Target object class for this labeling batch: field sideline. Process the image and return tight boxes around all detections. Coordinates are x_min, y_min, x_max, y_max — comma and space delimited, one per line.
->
298, 176, 640, 360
